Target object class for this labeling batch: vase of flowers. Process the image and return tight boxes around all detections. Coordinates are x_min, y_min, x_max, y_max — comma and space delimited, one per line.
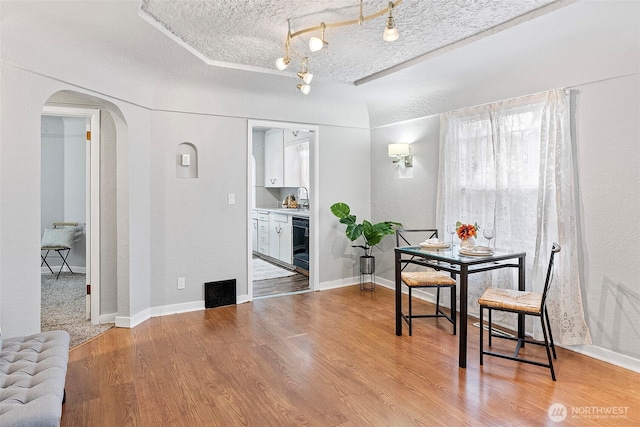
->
456, 221, 479, 248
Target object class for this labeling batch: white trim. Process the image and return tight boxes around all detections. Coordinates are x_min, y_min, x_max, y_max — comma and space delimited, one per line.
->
247, 120, 320, 301
99, 312, 117, 324
236, 294, 251, 304
115, 308, 150, 329
89, 110, 101, 325
40, 266, 87, 274
564, 344, 640, 373
149, 301, 204, 318
42, 105, 101, 325
316, 277, 359, 291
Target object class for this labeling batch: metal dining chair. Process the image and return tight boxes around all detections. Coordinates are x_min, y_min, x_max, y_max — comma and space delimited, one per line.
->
478, 243, 560, 380
396, 229, 457, 336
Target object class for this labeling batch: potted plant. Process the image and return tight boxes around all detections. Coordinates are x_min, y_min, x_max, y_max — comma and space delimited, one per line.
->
330, 202, 402, 275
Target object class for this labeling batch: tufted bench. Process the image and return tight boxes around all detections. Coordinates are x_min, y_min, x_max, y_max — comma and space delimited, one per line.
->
0, 330, 70, 427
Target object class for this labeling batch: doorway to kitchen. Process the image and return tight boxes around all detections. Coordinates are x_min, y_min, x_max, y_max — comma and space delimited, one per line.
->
248, 121, 318, 299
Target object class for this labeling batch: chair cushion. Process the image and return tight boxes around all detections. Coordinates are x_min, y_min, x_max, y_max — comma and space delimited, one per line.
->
478, 288, 542, 313
401, 271, 456, 287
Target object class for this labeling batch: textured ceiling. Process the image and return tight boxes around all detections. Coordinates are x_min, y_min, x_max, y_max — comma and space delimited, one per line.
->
139, 0, 560, 85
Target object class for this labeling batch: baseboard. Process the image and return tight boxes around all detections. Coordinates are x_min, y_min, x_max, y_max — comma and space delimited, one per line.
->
565, 344, 640, 373
115, 309, 150, 328
149, 301, 204, 318
237, 294, 251, 304
99, 312, 117, 324
316, 277, 360, 291
115, 298, 252, 328
41, 266, 86, 274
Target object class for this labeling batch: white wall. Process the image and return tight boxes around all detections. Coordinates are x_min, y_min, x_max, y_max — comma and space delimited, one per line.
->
572, 74, 640, 362
148, 111, 248, 306
319, 125, 372, 284
1, 66, 61, 335
370, 116, 441, 281
40, 116, 65, 235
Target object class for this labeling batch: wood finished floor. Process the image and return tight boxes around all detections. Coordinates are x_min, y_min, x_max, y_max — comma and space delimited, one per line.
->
253, 272, 309, 298
62, 285, 640, 426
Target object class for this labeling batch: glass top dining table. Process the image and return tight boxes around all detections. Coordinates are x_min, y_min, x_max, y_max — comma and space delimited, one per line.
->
394, 245, 526, 369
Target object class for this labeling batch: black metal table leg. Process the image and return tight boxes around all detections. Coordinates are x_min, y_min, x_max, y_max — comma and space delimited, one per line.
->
517, 255, 526, 342
459, 265, 468, 368
395, 250, 402, 336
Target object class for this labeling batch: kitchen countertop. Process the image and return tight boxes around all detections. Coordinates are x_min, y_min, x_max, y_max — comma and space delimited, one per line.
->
253, 207, 310, 217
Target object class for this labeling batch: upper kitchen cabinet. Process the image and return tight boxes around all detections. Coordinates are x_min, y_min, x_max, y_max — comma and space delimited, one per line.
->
264, 129, 310, 188
284, 139, 309, 188
264, 129, 284, 187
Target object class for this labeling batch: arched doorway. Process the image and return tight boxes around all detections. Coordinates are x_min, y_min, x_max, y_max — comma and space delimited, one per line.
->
40, 90, 124, 346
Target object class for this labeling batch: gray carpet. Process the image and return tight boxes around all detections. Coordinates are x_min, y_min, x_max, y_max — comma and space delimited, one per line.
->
41, 272, 114, 348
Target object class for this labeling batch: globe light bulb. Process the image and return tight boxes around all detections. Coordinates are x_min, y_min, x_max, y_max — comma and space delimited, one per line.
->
297, 84, 311, 95
275, 57, 290, 70
309, 36, 324, 52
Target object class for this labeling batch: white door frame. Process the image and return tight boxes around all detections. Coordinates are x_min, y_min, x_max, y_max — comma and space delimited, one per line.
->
42, 106, 101, 325
247, 120, 320, 300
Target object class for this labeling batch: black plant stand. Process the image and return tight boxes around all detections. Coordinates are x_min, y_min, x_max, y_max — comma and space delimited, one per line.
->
359, 256, 375, 291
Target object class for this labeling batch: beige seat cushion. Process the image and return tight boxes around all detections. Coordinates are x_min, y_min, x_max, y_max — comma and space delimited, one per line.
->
478, 288, 542, 314
401, 270, 456, 287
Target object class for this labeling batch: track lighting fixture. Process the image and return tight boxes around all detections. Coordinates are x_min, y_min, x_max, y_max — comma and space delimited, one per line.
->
383, 2, 399, 41
276, 0, 403, 94
309, 23, 328, 52
297, 60, 313, 85
297, 83, 311, 95
275, 20, 293, 70
275, 56, 290, 71
298, 70, 313, 85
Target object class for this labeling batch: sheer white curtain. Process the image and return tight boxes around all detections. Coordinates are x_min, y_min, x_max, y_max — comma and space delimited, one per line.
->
437, 89, 591, 345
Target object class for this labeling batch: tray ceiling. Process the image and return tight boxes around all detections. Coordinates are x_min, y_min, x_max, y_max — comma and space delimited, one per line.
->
140, 0, 561, 85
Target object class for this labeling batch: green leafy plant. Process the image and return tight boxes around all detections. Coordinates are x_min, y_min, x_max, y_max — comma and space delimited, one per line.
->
330, 202, 402, 256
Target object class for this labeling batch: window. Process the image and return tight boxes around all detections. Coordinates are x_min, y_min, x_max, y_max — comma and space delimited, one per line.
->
437, 90, 591, 345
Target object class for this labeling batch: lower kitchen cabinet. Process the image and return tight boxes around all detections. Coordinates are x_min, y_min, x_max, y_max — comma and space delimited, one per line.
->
256, 211, 270, 255
268, 213, 292, 265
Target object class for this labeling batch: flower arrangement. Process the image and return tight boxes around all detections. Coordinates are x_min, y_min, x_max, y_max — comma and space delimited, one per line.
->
456, 221, 479, 240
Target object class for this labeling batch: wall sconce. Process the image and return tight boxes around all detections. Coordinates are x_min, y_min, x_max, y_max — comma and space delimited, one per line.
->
388, 143, 412, 167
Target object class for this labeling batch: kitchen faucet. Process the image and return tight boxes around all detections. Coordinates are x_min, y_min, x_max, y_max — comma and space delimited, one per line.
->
298, 187, 310, 210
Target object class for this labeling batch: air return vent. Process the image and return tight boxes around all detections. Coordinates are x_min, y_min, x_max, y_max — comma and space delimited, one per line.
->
204, 279, 236, 308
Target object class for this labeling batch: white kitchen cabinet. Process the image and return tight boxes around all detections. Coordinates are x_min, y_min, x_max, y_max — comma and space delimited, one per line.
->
251, 210, 258, 253
264, 130, 283, 187
268, 213, 292, 264
284, 140, 309, 188
265, 129, 310, 188
256, 211, 269, 255
283, 130, 310, 144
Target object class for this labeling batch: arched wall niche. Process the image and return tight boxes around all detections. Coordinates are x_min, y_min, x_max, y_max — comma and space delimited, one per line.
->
176, 142, 198, 179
